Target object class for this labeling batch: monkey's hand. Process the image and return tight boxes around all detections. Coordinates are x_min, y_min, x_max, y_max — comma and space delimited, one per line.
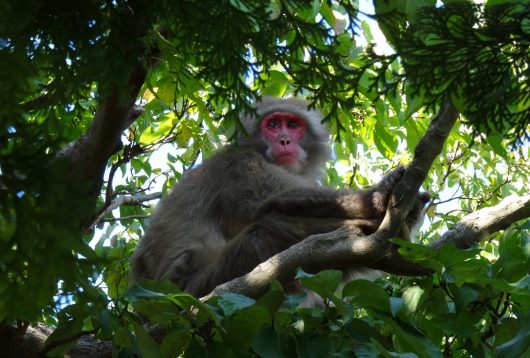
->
371, 166, 405, 215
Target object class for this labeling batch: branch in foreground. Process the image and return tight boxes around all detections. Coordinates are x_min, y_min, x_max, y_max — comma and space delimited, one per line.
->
55, 40, 158, 189
56, 98, 145, 185
204, 225, 387, 299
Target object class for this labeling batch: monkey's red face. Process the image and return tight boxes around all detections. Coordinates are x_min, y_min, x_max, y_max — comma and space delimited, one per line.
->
260, 112, 307, 167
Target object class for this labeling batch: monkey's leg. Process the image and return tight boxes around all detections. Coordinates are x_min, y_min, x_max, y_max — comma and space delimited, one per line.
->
184, 215, 381, 296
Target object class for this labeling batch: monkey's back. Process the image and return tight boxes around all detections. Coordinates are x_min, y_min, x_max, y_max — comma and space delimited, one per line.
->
130, 145, 316, 287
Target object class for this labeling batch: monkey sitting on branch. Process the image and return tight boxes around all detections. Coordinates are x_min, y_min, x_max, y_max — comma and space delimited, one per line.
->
131, 96, 429, 297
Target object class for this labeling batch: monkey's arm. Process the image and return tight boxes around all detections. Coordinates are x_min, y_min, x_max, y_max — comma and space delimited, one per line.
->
256, 166, 406, 220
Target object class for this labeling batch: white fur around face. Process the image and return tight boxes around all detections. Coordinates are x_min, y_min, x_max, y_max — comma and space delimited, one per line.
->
239, 96, 329, 144
239, 96, 331, 181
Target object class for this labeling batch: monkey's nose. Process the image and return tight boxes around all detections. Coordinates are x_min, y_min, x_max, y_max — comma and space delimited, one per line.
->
280, 139, 290, 146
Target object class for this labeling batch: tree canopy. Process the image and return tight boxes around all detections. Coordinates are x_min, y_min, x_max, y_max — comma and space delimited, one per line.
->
1, 0, 530, 356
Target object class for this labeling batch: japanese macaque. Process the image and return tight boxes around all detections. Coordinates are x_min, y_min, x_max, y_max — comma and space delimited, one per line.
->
131, 97, 429, 297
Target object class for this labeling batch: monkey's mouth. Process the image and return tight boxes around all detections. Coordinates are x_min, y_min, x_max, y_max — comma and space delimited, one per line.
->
274, 153, 297, 165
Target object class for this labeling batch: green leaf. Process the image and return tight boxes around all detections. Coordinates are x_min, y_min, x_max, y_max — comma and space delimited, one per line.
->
342, 280, 390, 312
404, 118, 421, 151
0, 209, 16, 242
155, 78, 177, 103
447, 15, 467, 38
294, 0, 320, 23
373, 0, 406, 48
450, 284, 480, 311
497, 311, 530, 358
357, 70, 378, 101
382, 317, 443, 358
295, 334, 334, 358
493, 317, 521, 346
522, 18, 530, 35
134, 300, 181, 324
360, 20, 374, 43
224, 305, 270, 349
134, 323, 162, 358
402, 285, 424, 314
183, 337, 207, 356
252, 327, 283, 357
261, 70, 289, 97
297, 269, 343, 294
257, 280, 285, 313
218, 293, 256, 317
229, 0, 252, 13
348, 318, 393, 350
436, 244, 490, 285
45, 315, 85, 357
406, 0, 437, 24
423, 34, 449, 46
297, 269, 354, 319
320, 1, 335, 30
486, 132, 508, 160
404, 85, 425, 118
374, 120, 398, 159
160, 330, 191, 357
389, 297, 404, 316
125, 282, 174, 300
335, 33, 355, 57
493, 233, 529, 282
114, 326, 133, 349
266, 0, 282, 20
140, 113, 176, 144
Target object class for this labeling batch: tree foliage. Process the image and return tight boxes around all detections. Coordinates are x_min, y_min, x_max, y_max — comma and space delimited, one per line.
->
1, 0, 530, 356
399, 2, 530, 142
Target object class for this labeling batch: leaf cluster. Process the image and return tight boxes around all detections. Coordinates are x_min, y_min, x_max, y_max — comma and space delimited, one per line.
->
398, 1, 530, 143
44, 224, 530, 357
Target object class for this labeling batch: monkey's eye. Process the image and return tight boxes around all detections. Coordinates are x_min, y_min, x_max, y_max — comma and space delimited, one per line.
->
266, 121, 279, 129
287, 120, 300, 129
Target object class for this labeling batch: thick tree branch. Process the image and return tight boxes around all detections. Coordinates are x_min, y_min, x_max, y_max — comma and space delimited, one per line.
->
56, 85, 146, 185
370, 98, 460, 270
53, 48, 159, 228
430, 194, 530, 249
55, 28, 159, 188
370, 194, 530, 276
205, 225, 388, 299
377, 98, 460, 239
